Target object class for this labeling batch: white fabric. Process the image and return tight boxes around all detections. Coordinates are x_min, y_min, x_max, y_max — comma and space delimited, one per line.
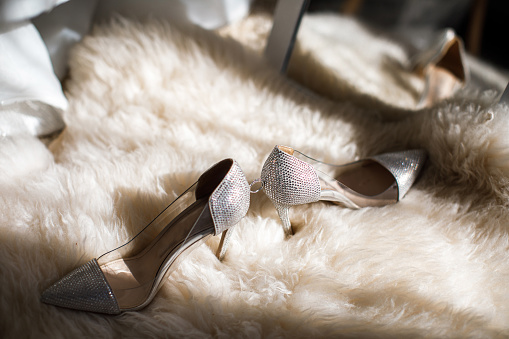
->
2, 14, 509, 337
0, 23, 66, 136
0, 0, 251, 138
0, 0, 68, 25
0, 24, 66, 107
95, 0, 253, 30
33, 0, 97, 80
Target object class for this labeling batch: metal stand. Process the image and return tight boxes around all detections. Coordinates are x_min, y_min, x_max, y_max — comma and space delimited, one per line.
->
264, 0, 309, 73
500, 82, 509, 104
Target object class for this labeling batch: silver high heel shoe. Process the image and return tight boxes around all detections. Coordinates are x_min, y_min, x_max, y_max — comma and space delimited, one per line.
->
41, 159, 250, 314
260, 146, 427, 237
412, 29, 469, 108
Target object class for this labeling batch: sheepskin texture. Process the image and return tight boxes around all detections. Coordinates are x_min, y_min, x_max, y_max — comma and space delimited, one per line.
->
1, 12, 509, 338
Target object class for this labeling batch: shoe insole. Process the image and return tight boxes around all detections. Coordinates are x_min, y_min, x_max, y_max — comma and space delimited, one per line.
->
436, 39, 465, 81
420, 39, 465, 107
100, 198, 213, 310
422, 65, 462, 107
336, 160, 395, 197
318, 160, 397, 208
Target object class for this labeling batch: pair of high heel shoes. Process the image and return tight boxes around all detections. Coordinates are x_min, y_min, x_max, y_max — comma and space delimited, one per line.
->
41, 146, 426, 314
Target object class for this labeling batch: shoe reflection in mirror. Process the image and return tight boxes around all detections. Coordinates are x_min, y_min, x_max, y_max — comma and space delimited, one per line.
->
412, 29, 469, 108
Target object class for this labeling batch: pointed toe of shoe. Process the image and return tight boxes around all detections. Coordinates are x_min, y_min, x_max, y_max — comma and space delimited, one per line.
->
371, 150, 427, 200
41, 259, 121, 315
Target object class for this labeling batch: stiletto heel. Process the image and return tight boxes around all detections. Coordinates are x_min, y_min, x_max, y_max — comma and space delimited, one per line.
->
215, 226, 235, 261
41, 159, 250, 314
260, 145, 321, 236
272, 201, 293, 238
260, 145, 427, 235
411, 29, 469, 108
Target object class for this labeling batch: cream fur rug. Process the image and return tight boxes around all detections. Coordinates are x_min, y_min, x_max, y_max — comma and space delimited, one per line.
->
2, 12, 509, 338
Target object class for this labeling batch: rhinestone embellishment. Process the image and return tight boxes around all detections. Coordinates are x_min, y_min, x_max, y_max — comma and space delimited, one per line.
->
41, 259, 120, 314
370, 150, 427, 200
209, 160, 250, 236
261, 146, 321, 207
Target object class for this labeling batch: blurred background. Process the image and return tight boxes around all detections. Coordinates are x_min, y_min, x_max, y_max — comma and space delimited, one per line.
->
306, 0, 508, 71
1, 0, 506, 139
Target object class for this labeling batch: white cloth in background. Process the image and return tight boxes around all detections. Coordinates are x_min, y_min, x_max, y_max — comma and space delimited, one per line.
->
0, 0, 252, 139
0, 23, 67, 137
33, 0, 97, 80
0, 0, 87, 138
0, 0, 69, 26
95, 0, 253, 30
